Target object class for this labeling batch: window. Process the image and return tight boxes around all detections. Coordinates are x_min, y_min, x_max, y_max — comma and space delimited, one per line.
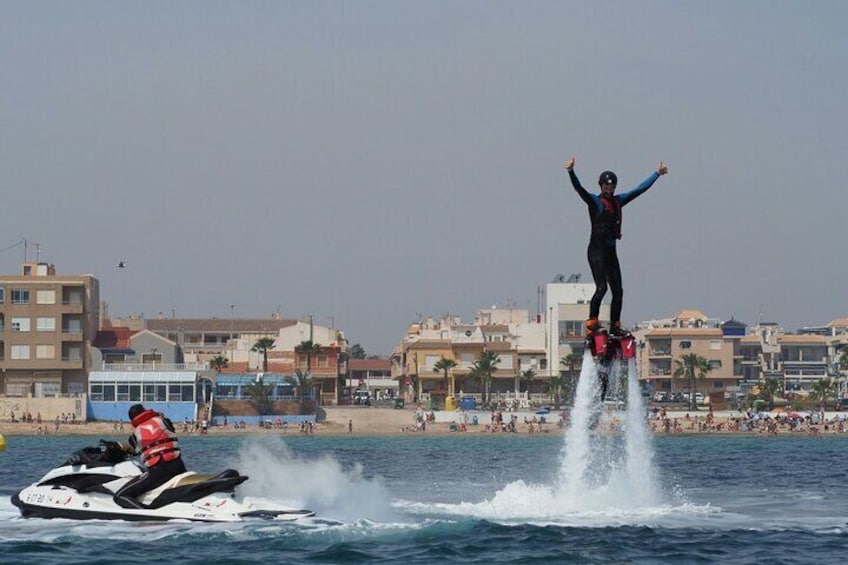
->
129, 384, 141, 402
317, 355, 328, 368
11, 317, 31, 332
90, 384, 104, 401
36, 345, 55, 359
64, 345, 82, 361
117, 384, 130, 402
141, 352, 162, 364
424, 355, 439, 371
36, 290, 56, 304
11, 345, 30, 359
11, 289, 30, 304
143, 384, 167, 402
709, 360, 722, 370
679, 340, 692, 349
499, 355, 513, 370
710, 340, 722, 351
0, 288, 4, 303
37, 317, 56, 331
181, 385, 194, 402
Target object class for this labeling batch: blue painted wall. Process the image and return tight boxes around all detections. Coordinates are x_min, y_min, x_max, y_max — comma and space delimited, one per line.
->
87, 400, 196, 422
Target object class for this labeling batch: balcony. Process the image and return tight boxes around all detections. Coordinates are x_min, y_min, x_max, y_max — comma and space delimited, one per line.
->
61, 329, 84, 341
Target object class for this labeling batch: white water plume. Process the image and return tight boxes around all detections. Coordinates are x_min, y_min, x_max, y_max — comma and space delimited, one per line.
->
555, 355, 663, 511
232, 438, 401, 523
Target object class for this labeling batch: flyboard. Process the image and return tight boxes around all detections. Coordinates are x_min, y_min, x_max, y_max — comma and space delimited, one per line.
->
585, 328, 636, 401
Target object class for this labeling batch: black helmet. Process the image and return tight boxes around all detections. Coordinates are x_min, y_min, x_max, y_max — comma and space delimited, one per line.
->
599, 171, 618, 186
128, 404, 145, 421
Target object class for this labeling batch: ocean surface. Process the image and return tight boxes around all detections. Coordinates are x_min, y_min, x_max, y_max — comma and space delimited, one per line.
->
2, 432, 847, 564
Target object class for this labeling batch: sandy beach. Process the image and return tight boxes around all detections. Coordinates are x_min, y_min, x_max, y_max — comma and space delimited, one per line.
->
2, 406, 847, 439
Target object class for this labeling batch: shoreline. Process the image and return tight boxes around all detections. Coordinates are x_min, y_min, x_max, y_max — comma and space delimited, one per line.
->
2, 407, 846, 439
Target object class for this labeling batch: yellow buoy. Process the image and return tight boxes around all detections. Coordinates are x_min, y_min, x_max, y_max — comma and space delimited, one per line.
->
0, 433, 6, 452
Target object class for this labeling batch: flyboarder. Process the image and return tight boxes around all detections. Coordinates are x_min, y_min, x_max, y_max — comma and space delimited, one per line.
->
564, 157, 668, 337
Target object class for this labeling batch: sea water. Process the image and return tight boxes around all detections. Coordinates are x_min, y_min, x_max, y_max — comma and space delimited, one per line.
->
1, 416, 847, 563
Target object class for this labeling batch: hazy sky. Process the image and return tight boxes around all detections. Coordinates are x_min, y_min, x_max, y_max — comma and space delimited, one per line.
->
2, 1, 846, 355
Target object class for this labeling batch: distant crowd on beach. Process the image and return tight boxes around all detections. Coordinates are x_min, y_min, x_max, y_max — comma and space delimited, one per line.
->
648, 406, 847, 436
7, 410, 81, 435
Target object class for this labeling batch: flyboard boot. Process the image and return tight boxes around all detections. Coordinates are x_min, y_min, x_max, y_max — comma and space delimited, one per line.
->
585, 319, 610, 403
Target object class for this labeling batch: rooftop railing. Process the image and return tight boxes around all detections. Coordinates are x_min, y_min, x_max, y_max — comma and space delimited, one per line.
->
101, 362, 209, 371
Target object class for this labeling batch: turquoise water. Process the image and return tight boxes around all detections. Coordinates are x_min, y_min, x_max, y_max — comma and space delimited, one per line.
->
2, 434, 847, 564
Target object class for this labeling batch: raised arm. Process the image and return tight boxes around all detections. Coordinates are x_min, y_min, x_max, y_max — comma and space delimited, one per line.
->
618, 161, 669, 206
564, 157, 594, 206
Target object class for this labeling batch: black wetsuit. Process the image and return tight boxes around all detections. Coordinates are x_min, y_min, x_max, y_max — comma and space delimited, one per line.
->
569, 169, 660, 325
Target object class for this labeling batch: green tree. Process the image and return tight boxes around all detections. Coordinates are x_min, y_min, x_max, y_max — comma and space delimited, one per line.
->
293, 369, 315, 412
560, 352, 583, 404
433, 356, 457, 395
471, 351, 500, 405
758, 377, 782, 410
209, 355, 229, 373
546, 374, 566, 409
349, 343, 367, 359
295, 340, 323, 373
811, 377, 836, 408
519, 368, 537, 394
251, 337, 276, 372
839, 348, 848, 373
673, 353, 711, 411
243, 376, 274, 416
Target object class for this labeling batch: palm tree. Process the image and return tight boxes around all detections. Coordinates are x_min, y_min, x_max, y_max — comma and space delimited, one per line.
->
546, 373, 566, 409
295, 340, 323, 373
560, 352, 583, 404
471, 351, 500, 405
293, 369, 315, 413
673, 353, 711, 411
209, 355, 229, 374
811, 377, 836, 408
519, 368, 536, 395
251, 337, 276, 372
758, 377, 782, 410
433, 356, 457, 397
243, 376, 274, 416
839, 348, 848, 374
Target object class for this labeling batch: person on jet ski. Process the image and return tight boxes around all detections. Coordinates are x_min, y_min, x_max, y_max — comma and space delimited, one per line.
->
113, 403, 187, 509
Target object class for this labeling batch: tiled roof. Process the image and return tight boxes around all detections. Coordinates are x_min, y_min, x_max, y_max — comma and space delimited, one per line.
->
777, 334, 827, 344
828, 318, 848, 328
348, 359, 392, 371
675, 309, 708, 320
646, 328, 722, 337
93, 327, 136, 348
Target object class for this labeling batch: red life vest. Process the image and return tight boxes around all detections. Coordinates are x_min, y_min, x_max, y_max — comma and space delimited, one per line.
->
131, 409, 181, 468
592, 194, 622, 240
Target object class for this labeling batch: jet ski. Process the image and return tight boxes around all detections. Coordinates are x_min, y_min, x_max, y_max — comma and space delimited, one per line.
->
11, 440, 314, 522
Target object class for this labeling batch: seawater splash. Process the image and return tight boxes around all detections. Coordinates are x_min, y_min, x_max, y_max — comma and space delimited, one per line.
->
232, 438, 401, 523
401, 355, 696, 526
557, 355, 662, 510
